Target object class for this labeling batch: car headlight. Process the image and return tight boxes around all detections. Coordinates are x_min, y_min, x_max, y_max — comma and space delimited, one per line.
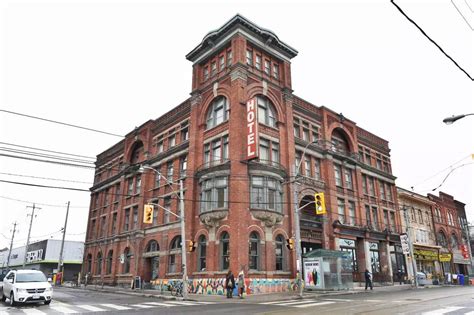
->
16, 288, 28, 293
45, 287, 53, 292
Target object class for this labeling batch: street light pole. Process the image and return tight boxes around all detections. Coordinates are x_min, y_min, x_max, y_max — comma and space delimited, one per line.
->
23, 204, 41, 269
443, 113, 474, 124
293, 140, 319, 298
139, 165, 188, 300
57, 201, 70, 285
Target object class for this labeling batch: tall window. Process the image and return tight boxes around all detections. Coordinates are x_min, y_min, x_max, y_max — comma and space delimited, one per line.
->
257, 96, 276, 128
264, 59, 270, 75
368, 177, 375, 196
114, 184, 120, 202
204, 135, 229, 166
370, 242, 380, 273
249, 232, 260, 270
255, 55, 262, 70
275, 235, 284, 271
206, 97, 228, 129
250, 176, 283, 212
365, 205, 372, 227
450, 234, 458, 248
96, 252, 102, 275
203, 67, 209, 81
169, 236, 181, 273
386, 184, 393, 201
211, 61, 217, 76
132, 206, 138, 230
340, 239, 358, 272
447, 212, 454, 225
168, 133, 176, 148
164, 197, 172, 224
200, 177, 228, 212
111, 213, 117, 235
166, 161, 174, 183
106, 250, 113, 274
156, 135, 164, 153
304, 157, 311, 177
124, 209, 130, 231
362, 175, 368, 194
154, 167, 161, 187
345, 169, 353, 189
219, 55, 225, 71
221, 232, 230, 270
437, 231, 448, 248
334, 165, 342, 186
390, 211, 396, 232
337, 198, 345, 223
302, 121, 310, 141
348, 201, 356, 225
135, 176, 141, 194
246, 49, 253, 65
123, 248, 131, 274
372, 206, 379, 230
379, 180, 386, 199
259, 138, 280, 166
314, 159, 321, 180
100, 217, 106, 237
180, 155, 187, 178
127, 178, 134, 195
198, 235, 207, 272
273, 64, 279, 79
227, 50, 232, 66
181, 122, 189, 142
86, 254, 92, 273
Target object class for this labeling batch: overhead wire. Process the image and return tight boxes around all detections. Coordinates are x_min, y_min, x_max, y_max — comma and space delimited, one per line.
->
0, 172, 92, 184
0, 141, 96, 160
0, 109, 124, 138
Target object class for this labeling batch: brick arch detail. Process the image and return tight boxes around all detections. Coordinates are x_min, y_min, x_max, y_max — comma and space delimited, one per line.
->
326, 124, 357, 153
125, 139, 144, 164
246, 83, 284, 123
247, 224, 265, 239
216, 225, 231, 239
193, 228, 210, 241
198, 86, 233, 126
272, 228, 290, 240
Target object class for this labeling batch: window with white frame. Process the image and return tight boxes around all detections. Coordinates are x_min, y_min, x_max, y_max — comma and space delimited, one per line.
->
257, 96, 277, 128
200, 177, 228, 212
204, 135, 229, 166
250, 176, 283, 212
206, 97, 228, 129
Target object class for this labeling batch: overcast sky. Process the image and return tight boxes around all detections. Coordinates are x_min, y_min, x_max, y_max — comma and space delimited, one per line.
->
1, 0, 473, 250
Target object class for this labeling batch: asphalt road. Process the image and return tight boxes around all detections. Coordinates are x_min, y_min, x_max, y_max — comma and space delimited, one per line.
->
0, 285, 473, 314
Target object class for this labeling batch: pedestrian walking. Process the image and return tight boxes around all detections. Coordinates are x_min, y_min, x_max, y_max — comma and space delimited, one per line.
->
225, 270, 235, 298
237, 270, 245, 299
397, 269, 403, 285
364, 269, 373, 290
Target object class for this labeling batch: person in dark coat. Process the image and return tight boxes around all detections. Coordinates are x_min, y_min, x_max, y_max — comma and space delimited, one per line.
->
364, 269, 373, 290
225, 270, 235, 298
397, 269, 403, 285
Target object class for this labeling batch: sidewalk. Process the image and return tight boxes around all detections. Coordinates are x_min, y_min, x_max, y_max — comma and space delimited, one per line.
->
61, 282, 445, 303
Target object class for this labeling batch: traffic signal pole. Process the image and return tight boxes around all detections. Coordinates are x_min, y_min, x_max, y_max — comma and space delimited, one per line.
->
57, 201, 70, 285
292, 176, 304, 298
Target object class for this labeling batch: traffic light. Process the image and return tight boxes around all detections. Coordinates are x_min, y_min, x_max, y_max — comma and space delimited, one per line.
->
314, 192, 326, 215
143, 204, 154, 224
286, 238, 295, 250
187, 240, 196, 252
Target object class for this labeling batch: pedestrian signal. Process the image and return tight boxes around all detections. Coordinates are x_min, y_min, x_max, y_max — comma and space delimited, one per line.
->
314, 192, 326, 215
286, 238, 295, 250
143, 204, 154, 224
187, 240, 196, 252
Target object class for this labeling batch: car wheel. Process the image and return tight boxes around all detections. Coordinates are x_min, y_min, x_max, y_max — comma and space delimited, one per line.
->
44, 299, 51, 305
1, 292, 6, 302
9, 292, 16, 306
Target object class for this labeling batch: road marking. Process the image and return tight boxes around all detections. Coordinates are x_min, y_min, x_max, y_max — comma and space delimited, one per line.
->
21, 308, 47, 314
50, 306, 78, 313
76, 305, 106, 312
275, 300, 319, 306
422, 307, 463, 315
166, 301, 200, 306
464, 311, 474, 315
100, 303, 132, 310
131, 304, 155, 308
260, 300, 301, 305
144, 302, 176, 307
293, 301, 335, 308
364, 299, 384, 302
322, 298, 354, 302
193, 301, 216, 304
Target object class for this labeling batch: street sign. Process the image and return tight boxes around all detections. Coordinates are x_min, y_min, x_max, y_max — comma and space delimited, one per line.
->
400, 233, 410, 255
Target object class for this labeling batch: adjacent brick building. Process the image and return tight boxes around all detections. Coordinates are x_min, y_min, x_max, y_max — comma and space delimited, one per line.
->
83, 14, 403, 293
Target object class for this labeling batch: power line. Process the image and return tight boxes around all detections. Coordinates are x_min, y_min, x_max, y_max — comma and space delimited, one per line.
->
0, 179, 90, 192
0, 172, 92, 184
391, 0, 474, 81
0, 153, 96, 169
0, 147, 95, 165
0, 195, 89, 208
0, 141, 96, 160
0, 109, 125, 137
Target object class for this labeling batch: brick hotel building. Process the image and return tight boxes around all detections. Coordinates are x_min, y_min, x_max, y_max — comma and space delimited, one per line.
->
83, 15, 404, 292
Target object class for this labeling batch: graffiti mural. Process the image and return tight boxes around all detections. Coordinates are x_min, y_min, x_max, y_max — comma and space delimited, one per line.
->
150, 277, 297, 295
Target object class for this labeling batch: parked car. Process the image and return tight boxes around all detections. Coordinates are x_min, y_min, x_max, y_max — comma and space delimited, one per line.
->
1, 270, 53, 306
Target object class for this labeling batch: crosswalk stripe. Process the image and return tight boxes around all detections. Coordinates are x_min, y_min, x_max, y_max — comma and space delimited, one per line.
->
422, 307, 463, 315
21, 309, 47, 314
166, 301, 200, 306
132, 304, 155, 308
323, 298, 353, 302
261, 300, 301, 305
100, 303, 132, 310
50, 306, 78, 313
144, 302, 176, 307
76, 305, 106, 312
293, 301, 335, 308
193, 301, 216, 305
464, 311, 474, 315
275, 300, 318, 306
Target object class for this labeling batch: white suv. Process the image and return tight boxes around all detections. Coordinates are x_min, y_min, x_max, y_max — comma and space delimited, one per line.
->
1, 270, 53, 306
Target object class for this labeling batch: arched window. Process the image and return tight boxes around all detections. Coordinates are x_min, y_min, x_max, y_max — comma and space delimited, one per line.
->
96, 252, 103, 275
275, 235, 284, 271
331, 129, 350, 154
447, 212, 454, 226
450, 234, 458, 248
169, 236, 182, 273
123, 248, 131, 274
147, 240, 159, 252
130, 141, 144, 164
257, 96, 277, 128
437, 231, 448, 248
220, 232, 230, 270
106, 250, 113, 274
206, 97, 228, 129
198, 235, 207, 271
86, 254, 92, 274
249, 232, 260, 270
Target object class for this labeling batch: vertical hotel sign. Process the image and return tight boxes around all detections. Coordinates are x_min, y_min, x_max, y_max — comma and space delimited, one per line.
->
246, 98, 259, 160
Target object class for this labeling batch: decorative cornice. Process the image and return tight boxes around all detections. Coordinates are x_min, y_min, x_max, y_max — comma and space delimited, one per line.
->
251, 210, 283, 228
199, 210, 228, 229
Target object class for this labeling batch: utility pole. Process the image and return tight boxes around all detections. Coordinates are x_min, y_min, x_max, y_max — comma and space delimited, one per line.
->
179, 179, 188, 300
402, 206, 418, 288
57, 201, 70, 284
6, 222, 18, 269
292, 173, 303, 298
23, 204, 41, 269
